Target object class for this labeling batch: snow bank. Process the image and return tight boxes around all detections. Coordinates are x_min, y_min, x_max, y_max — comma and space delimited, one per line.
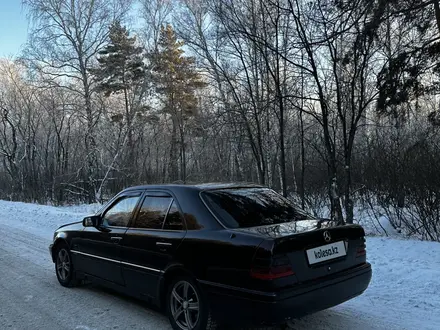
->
354, 207, 401, 237
347, 236, 440, 329
0, 200, 101, 240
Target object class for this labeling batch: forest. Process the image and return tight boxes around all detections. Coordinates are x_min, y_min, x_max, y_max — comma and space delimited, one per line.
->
1, 0, 440, 241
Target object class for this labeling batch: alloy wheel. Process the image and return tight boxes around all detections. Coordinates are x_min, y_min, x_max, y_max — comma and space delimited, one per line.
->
170, 280, 200, 330
56, 248, 71, 281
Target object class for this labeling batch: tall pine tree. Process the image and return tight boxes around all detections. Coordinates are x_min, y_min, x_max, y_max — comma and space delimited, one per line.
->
150, 24, 205, 182
92, 21, 145, 155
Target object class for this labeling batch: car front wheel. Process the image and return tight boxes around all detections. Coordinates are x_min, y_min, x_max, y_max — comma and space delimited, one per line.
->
55, 245, 77, 287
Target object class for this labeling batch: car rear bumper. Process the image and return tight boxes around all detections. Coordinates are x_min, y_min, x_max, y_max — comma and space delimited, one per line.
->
200, 262, 372, 325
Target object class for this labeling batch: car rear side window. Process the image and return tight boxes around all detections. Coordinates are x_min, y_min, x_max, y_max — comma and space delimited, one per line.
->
201, 188, 310, 228
134, 196, 172, 229
163, 200, 185, 230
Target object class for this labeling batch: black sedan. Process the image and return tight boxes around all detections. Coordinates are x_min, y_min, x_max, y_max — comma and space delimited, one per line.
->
49, 183, 372, 330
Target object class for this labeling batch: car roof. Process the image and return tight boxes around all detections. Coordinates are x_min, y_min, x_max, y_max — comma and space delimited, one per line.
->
122, 182, 264, 193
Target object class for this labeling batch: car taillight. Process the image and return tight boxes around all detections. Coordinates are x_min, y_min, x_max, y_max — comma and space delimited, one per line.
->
250, 255, 294, 280
356, 238, 366, 257
250, 264, 295, 280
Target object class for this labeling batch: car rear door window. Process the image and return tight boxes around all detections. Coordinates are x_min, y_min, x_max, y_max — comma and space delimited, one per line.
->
163, 201, 185, 230
102, 195, 141, 227
134, 196, 173, 229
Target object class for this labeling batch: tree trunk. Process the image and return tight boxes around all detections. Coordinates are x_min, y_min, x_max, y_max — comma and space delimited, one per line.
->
279, 100, 287, 196
329, 172, 344, 225
123, 85, 133, 157
169, 119, 179, 182
343, 160, 354, 224
84, 82, 99, 203
299, 105, 306, 209
179, 118, 186, 183
434, 0, 440, 34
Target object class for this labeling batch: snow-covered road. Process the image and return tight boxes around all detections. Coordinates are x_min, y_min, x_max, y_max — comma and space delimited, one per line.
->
0, 200, 439, 330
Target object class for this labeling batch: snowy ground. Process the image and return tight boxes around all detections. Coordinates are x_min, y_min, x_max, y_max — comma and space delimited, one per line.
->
0, 200, 439, 330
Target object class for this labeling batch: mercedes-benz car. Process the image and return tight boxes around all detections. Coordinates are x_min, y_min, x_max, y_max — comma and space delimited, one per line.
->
49, 183, 372, 330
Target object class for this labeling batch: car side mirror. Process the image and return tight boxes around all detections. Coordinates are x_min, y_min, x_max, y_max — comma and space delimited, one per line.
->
83, 215, 101, 227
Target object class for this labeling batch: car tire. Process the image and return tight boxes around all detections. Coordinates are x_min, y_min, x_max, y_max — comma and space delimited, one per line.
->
166, 276, 218, 330
54, 244, 78, 287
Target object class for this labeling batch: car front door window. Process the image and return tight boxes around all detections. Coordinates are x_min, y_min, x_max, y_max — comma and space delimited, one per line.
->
102, 196, 140, 227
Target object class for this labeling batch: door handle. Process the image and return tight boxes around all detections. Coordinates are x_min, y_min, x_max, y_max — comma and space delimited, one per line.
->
110, 237, 123, 243
156, 242, 172, 251
156, 242, 172, 246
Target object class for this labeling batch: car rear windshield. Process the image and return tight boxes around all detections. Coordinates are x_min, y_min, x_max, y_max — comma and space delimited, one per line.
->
201, 187, 311, 228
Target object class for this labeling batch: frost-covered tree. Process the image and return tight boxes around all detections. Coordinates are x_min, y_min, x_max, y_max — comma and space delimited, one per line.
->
22, 0, 133, 202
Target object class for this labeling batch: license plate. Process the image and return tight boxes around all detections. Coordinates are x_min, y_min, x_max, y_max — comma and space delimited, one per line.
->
306, 241, 347, 265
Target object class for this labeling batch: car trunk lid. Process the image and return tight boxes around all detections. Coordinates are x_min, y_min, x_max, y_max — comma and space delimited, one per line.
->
235, 220, 367, 283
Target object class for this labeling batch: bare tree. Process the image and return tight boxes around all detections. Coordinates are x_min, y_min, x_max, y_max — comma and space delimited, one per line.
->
22, 0, 132, 202
140, 0, 173, 50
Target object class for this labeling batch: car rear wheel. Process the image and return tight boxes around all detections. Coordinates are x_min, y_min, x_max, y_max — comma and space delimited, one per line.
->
166, 276, 217, 330
55, 245, 77, 287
